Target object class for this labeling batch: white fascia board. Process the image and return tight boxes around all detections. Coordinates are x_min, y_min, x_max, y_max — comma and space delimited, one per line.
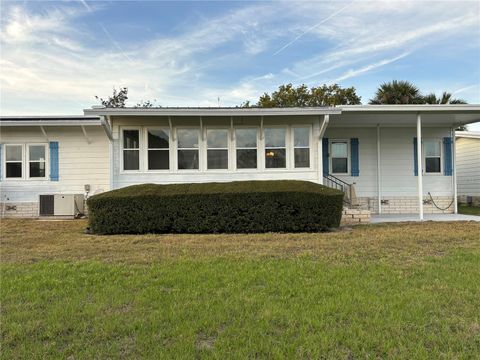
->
455, 131, 480, 139
83, 107, 341, 117
0, 119, 102, 126
339, 104, 480, 112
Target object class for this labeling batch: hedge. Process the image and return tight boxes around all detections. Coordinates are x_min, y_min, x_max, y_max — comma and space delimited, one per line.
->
87, 180, 344, 234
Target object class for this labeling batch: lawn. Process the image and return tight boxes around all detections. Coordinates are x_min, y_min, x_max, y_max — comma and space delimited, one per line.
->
459, 204, 480, 216
1, 219, 480, 358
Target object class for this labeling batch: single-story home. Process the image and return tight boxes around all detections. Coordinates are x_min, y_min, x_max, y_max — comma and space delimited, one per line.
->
455, 131, 480, 206
1, 105, 479, 219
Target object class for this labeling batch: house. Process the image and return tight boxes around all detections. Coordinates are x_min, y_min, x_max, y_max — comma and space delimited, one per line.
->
455, 131, 480, 206
1, 105, 480, 219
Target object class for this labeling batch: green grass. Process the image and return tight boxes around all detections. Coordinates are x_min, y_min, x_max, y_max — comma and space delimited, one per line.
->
459, 204, 480, 216
1, 220, 480, 358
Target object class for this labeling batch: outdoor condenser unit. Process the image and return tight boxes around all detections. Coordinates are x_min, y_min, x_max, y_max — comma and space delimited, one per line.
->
39, 194, 84, 216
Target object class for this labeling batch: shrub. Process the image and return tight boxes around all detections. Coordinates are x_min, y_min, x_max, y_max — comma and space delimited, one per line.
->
87, 180, 344, 234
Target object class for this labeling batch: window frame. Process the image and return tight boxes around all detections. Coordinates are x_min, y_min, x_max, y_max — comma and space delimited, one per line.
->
27, 143, 48, 179
144, 127, 171, 172
422, 138, 443, 175
4, 144, 25, 180
264, 126, 288, 170
120, 127, 142, 173
234, 126, 259, 171
176, 126, 201, 172
330, 139, 350, 175
205, 127, 230, 172
291, 125, 312, 169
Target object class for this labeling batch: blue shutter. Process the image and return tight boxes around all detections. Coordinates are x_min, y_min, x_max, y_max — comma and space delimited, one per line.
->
443, 137, 453, 176
350, 138, 359, 177
49, 141, 59, 181
322, 138, 329, 176
413, 137, 418, 176
0, 144, 2, 181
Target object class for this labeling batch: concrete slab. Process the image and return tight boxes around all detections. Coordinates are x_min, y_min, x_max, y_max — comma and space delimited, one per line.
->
371, 213, 480, 223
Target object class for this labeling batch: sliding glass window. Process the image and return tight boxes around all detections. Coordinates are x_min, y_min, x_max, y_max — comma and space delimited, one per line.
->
177, 128, 199, 170
235, 128, 257, 169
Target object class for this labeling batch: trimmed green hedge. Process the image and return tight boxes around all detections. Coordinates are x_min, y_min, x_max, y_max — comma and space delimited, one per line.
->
87, 180, 344, 234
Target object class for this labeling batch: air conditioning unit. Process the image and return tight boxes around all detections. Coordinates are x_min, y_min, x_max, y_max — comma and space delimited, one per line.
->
39, 194, 84, 216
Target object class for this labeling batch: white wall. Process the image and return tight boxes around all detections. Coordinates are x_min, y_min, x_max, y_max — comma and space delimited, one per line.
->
324, 126, 453, 197
456, 137, 480, 196
0, 126, 110, 202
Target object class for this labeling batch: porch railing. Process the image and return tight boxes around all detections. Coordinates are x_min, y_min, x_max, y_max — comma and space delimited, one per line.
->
323, 174, 357, 207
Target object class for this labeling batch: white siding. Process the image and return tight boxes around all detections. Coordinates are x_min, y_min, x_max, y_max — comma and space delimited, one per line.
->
325, 127, 453, 197
0, 126, 110, 202
456, 137, 480, 196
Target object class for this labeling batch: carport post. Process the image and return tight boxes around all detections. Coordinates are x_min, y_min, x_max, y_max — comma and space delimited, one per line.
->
417, 113, 424, 220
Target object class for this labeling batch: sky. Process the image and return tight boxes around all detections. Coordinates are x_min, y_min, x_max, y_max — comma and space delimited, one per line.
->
1, 0, 479, 129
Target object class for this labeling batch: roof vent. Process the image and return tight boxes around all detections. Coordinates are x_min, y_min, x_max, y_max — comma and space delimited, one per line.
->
91, 105, 106, 109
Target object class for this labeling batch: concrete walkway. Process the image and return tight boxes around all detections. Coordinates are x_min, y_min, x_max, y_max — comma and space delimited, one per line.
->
371, 213, 480, 223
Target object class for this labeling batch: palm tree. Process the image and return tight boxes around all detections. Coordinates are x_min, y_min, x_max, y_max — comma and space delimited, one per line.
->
369, 80, 424, 104
422, 91, 467, 104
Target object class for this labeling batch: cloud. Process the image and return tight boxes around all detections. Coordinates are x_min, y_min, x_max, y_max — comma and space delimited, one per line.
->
0, 0, 478, 114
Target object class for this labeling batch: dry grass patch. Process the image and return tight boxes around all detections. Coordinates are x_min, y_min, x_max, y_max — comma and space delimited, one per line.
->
1, 219, 479, 265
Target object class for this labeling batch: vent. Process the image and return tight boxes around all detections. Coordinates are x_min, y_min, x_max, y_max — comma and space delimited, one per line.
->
39, 195, 54, 216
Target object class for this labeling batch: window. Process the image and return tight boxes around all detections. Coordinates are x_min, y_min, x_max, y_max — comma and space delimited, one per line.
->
5, 145, 23, 178
207, 129, 228, 170
293, 127, 310, 168
235, 128, 257, 169
331, 141, 348, 174
147, 129, 169, 170
123, 130, 140, 171
424, 139, 441, 173
28, 145, 46, 178
177, 128, 199, 170
265, 128, 286, 168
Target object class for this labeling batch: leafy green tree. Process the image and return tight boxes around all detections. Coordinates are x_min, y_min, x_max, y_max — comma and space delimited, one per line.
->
245, 83, 361, 107
422, 91, 467, 104
369, 80, 423, 104
95, 87, 128, 108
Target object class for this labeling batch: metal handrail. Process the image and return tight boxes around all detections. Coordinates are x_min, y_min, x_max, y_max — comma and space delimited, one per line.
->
323, 174, 353, 205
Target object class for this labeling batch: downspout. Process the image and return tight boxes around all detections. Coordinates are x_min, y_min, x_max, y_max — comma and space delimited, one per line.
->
318, 114, 330, 184
104, 115, 114, 191
452, 127, 458, 214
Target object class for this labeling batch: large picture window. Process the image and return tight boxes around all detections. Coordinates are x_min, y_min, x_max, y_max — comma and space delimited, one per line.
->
293, 127, 310, 168
123, 130, 140, 171
28, 145, 46, 178
5, 145, 23, 178
265, 128, 286, 168
207, 129, 228, 170
177, 128, 199, 170
147, 129, 169, 170
235, 128, 257, 169
331, 141, 348, 174
424, 139, 441, 173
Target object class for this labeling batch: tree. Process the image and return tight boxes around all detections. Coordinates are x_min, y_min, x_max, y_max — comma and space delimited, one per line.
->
422, 91, 467, 104
245, 83, 361, 107
369, 80, 423, 104
95, 87, 128, 108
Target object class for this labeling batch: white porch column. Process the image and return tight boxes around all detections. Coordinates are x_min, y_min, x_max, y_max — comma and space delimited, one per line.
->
417, 113, 423, 220
376, 124, 382, 214
318, 114, 330, 185
452, 128, 458, 214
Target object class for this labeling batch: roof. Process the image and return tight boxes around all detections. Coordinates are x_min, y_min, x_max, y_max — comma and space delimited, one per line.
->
0, 115, 102, 127
455, 131, 480, 139
84, 106, 341, 116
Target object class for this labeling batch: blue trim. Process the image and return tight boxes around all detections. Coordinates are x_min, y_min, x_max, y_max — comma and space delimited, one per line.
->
49, 141, 59, 181
413, 137, 418, 176
350, 138, 359, 177
322, 138, 329, 176
443, 137, 453, 176
0, 144, 2, 181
